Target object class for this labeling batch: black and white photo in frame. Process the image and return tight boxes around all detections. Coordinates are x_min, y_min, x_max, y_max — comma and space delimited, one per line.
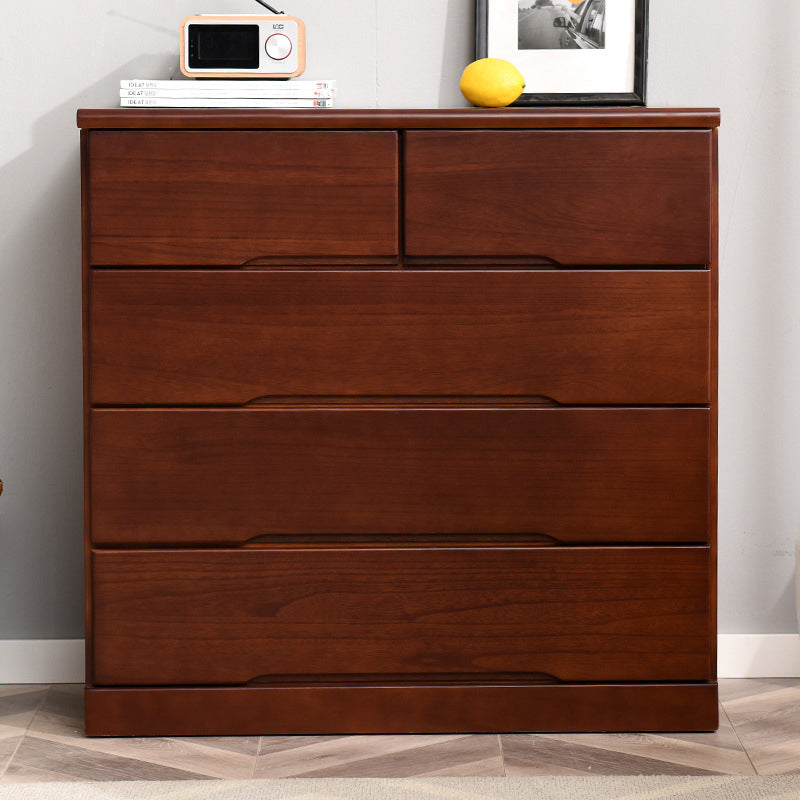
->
476, 0, 648, 105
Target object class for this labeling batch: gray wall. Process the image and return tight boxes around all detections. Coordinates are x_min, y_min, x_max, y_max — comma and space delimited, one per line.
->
0, 0, 796, 639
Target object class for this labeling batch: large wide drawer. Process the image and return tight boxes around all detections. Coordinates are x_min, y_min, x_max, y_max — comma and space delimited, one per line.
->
90, 408, 709, 546
91, 546, 712, 686
87, 131, 399, 265
89, 269, 710, 405
405, 130, 713, 265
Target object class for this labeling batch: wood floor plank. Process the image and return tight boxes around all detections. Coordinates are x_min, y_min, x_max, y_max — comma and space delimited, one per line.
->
0, 686, 49, 702
524, 710, 755, 775
29, 733, 259, 781
1, 762, 86, 784
7, 737, 214, 782
415, 756, 506, 778
0, 736, 23, 781
27, 685, 86, 740
502, 734, 723, 776
258, 735, 341, 756
721, 683, 800, 775
254, 734, 503, 777
175, 736, 261, 758
0, 687, 49, 737
719, 679, 800, 703
28, 686, 258, 779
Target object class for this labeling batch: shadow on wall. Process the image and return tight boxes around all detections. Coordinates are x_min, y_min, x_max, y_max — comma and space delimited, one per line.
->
0, 56, 173, 637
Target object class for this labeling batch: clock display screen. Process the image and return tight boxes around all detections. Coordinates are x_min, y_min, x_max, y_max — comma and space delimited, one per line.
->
189, 25, 259, 69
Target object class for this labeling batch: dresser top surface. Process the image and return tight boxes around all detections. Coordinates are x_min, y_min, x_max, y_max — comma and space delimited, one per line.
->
77, 107, 721, 131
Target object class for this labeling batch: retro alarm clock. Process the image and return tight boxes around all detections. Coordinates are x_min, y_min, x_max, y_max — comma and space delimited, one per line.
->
180, 0, 305, 79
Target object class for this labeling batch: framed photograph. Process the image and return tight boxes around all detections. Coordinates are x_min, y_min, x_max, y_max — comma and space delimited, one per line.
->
476, 0, 648, 106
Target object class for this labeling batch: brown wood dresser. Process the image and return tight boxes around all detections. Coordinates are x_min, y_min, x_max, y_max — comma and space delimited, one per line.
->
77, 107, 720, 737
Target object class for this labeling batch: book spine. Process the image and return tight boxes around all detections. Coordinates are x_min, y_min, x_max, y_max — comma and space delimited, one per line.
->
120, 88, 335, 99
119, 97, 335, 109
120, 79, 336, 91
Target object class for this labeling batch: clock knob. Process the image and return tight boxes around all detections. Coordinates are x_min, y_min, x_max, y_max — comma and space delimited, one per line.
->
265, 33, 292, 61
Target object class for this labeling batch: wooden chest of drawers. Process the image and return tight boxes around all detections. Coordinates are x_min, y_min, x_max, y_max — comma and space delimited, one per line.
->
78, 108, 719, 736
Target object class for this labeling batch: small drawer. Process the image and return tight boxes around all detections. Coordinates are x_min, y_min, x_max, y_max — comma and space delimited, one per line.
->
90, 408, 709, 546
89, 269, 710, 405
405, 130, 713, 265
91, 546, 712, 686
87, 131, 399, 265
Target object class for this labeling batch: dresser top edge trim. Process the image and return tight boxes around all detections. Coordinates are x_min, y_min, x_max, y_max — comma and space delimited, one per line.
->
77, 107, 721, 131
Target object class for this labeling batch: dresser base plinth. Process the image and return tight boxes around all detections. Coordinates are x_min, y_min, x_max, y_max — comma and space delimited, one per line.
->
84, 683, 719, 737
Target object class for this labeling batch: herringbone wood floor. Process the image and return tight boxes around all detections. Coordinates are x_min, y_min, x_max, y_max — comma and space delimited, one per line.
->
0, 681, 797, 781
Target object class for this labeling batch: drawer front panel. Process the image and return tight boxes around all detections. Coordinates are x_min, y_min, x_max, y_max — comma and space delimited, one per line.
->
90, 270, 710, 405
405, 130, 712, 265
90, 408, 709, 546
92, 547, 711, 685
87, 131, 399, 265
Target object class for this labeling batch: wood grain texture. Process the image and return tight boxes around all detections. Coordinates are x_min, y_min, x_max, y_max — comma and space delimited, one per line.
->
76, 108, 722, 131
90, 408, 710, 546
89, 269, 710, 405
405, 130, 712, 265
91, 546, 711, 686
87, 131, 399, 265
83, 683, 720, 737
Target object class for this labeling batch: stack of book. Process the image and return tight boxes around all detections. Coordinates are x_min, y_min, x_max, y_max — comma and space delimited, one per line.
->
120, 79, 336, 109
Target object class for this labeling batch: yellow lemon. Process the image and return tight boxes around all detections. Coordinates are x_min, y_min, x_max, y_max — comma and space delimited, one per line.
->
460, 58, 525, 108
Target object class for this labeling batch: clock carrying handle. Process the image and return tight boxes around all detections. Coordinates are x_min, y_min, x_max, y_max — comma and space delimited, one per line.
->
253, 0, 285, 14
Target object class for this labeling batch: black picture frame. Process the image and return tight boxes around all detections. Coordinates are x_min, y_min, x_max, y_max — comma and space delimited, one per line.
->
475, 0, 648, 106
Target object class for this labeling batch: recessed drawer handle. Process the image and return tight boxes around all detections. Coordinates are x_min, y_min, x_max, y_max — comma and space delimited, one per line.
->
528, 255, 564, 267
404, 255, 567, 268
240, 257, 275, 268
244, 671, 566, 686
238, 256, 401, 268
523, 395, 561, 406
241, 395, 564, 407
240, 533, 566, 547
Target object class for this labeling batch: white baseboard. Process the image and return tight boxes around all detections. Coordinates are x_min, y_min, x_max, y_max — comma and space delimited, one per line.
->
717, 634, 800, 678
0, 640, 84, 684
1, 636, 799, 683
